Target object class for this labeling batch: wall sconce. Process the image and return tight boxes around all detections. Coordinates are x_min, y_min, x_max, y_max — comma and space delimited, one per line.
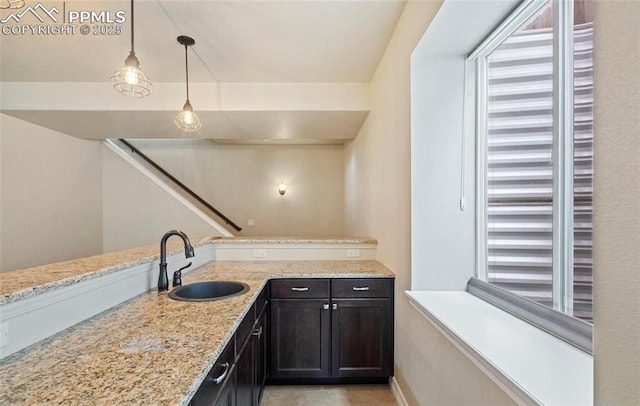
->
278, 182, 287, 196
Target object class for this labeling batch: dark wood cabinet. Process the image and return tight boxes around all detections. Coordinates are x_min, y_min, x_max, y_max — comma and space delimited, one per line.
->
330, 278, 393, 378
235, 284, 269, 406
268, 278, 394, 383
331, 298, 392, 377
254, 310, 267, 405
235, 329, 254, 406
191, 277, 393, 404
269, 298, 331, 379
190, 285, 268, 406
213, 366, 236, 406
190, 339, 235, 406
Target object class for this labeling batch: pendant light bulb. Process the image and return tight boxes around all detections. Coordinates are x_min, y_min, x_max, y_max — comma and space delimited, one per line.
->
183, 111, 194, 124
110, 0, 152, 98
175, 35, 201, 132
125, 67, 140, 85
175, 100, 201, 132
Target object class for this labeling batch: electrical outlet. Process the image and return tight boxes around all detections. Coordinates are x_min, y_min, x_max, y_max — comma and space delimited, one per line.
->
253, 249, 267, 258
346, 249, 361, 258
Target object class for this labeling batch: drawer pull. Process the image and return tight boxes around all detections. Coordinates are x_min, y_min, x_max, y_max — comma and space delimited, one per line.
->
352, 286, 370, 291
209, 362, 230, 385
291, 287, 309, 292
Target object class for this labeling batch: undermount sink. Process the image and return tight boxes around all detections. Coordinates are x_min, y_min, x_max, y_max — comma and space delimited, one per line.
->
169, 281, 250, 302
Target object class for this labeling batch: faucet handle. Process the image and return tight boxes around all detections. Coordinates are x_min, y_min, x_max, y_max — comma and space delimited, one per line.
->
172, 262, 192, 287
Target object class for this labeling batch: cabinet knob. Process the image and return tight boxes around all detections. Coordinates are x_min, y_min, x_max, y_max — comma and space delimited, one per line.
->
332, 303, 338, 310
323, 304, 329, 310
291, 287, 309, 292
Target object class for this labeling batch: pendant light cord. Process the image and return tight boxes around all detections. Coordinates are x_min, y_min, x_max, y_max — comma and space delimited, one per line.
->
185, 44, 190, 101
130, 0, 135, 53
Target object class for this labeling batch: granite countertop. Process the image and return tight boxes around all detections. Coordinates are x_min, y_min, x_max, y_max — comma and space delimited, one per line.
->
0, 237, 376, 306
0, 260, 394, 405
0, 238, 213, 306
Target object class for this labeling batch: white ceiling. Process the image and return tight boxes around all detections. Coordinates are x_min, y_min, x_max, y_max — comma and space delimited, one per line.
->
0, 0, 406, 143
2, 0, 406, 83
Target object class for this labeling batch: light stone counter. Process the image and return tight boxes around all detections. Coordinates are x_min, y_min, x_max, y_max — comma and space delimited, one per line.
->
0, 238, 212, 305
0, 260, 394, 405
0, 237, 375, 305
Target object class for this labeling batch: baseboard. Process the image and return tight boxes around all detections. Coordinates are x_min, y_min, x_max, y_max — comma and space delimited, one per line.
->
391, 376, 409, 406
266, 377, 390, 385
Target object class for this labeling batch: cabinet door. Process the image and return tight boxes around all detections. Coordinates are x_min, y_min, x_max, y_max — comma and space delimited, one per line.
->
213, 366, 236, 406
270, 299, 331, 379
235, 334, 254, 406
254, 310, 267, 404
190, 339, 235, 406
331, 298, 393, 377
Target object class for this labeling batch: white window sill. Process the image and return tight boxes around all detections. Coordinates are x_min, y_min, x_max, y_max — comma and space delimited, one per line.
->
405, 291, 593, 406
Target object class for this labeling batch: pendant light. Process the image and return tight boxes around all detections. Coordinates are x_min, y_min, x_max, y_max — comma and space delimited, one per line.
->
175, 35, 201, 132
110, 0, 151, 98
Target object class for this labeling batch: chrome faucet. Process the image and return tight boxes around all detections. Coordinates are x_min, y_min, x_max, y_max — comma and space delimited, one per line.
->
158, 230, 195, 291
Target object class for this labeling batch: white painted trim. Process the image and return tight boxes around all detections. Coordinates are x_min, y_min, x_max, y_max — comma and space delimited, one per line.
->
468, 0, 549, 60
551, 0, 575, 314
214, 243, 377, 261
473, 53, 488, 281
407, 298, 535, 406
103, 139, 233, 237
0, 245, 215, 359
390, 376, 409, 406
406, 290, 592, 406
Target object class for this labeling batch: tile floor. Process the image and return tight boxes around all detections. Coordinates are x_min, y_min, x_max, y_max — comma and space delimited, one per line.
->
261, 384, 398, 406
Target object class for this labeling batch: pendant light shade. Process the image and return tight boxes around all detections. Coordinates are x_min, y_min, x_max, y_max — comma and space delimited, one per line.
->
111, 0, 151, 98
175, 35, 201, 132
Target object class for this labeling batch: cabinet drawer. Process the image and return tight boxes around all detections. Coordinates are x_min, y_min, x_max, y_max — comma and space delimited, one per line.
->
331, 278, 392, 298
255, 285, 269, 318
191, 339, 234, 405
270, 279, 330, 299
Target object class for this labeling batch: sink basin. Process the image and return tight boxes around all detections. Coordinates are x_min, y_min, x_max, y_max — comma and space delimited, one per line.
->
169, 281, 250, 302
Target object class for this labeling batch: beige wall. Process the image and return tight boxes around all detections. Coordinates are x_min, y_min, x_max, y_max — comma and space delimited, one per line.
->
132, 140, 345, 237
102, 146, 224, 252
0, 114, 104, 272
344, 1, 513, 404
593, 1, 640, 404
347, 0, 640, 405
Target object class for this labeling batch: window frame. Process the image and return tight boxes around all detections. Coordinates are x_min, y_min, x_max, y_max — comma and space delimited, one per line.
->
470, 0, 588, 319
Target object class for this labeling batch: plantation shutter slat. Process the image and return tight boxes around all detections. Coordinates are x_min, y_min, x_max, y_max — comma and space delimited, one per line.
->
485, 23, 593, 320
572, 23, 593, 322
486, 26, 554, 307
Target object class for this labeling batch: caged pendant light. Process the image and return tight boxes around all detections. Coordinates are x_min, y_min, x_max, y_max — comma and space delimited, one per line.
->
175, 35, 201, 132
110, 0, 151, 98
